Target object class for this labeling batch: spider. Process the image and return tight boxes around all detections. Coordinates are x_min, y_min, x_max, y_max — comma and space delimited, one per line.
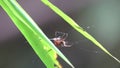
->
50, 31, 72, 47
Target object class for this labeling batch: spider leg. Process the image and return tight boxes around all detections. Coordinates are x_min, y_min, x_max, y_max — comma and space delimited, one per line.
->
64, 33, 68, 39
55, 31, 63, 37
55, 31, 67, 39
55, 31, 59, 37
62, 41, 72, 47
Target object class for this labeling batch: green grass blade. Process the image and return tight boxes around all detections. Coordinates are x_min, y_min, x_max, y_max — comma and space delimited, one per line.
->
0, 0, 74, 68
41, 0, 120, 64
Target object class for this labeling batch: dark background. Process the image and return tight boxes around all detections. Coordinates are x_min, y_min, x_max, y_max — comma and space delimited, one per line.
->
0, 0, 120, 68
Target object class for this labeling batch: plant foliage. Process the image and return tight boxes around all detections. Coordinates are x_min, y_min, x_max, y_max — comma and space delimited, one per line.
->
0, 0, 74, 68
41, 0, 120, 64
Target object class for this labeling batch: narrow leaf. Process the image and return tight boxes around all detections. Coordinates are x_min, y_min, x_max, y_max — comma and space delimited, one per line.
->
0, 0, 73, 68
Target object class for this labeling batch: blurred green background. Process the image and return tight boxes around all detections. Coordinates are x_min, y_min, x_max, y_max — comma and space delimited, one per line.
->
0, 0, 120, 68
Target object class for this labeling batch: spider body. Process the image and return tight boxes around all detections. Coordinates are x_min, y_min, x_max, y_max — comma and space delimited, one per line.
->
50, 31, 71, 47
